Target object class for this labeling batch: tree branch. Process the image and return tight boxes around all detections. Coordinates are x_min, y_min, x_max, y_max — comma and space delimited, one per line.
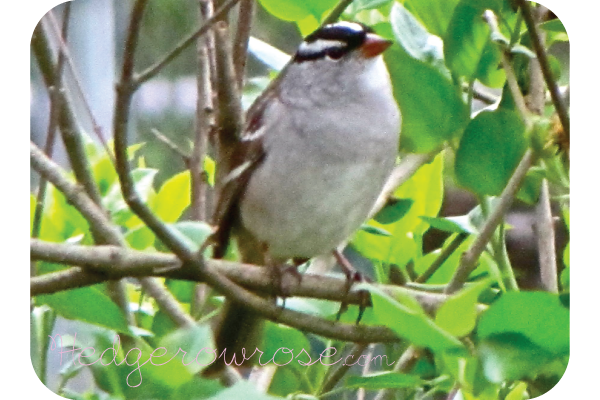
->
319, 343, 368, 395
370, 152, 438, 218
133, 0, 241, 86
535, 179, 558, 292
445, 149, 533, 294
233, 0, 254, 87
30, 142, 124, 246
30, 239, 456, 312
517, 0, 570, 137
31, 19, 103, 206
190, 0, 216, 222
214, 22, 244, 178
31, 3, 72, 243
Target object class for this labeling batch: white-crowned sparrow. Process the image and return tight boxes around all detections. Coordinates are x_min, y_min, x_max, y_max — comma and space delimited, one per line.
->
205, 21, 401, 375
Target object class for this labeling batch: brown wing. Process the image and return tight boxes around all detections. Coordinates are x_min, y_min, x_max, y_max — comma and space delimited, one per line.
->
210, 90, 275, 258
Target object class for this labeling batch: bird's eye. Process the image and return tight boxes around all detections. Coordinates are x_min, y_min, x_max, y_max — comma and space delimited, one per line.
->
327, 47, 346, 60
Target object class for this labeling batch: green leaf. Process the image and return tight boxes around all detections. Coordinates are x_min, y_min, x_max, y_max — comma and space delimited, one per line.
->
419, 215, 475, 234
475, 41, 505, 88
41, 186, 90, 243
38, 287, 130, 333
258, 0, 337, 22
260, 322, 311, 367
516, 166, 545, 204
204, 156, 217, 186
345, 371, 423, 390
385, 46, 469, 153
93, 155, 118, 196
361, 224, 391, 237
444, 0, 492, 80
505, 382, 529, 400
124, 226, 156, 250
478, 333, 559, 383
414, 234, 478, 284
435, 279, 492, 337
151, 170, 191, 223
477, 291, 570, 355
153, 325, 215, 382
389, 3, 447, 74
352, 154, 444, 266
354, 0, 394, 12
455, 109, 527, 196
296, 14, 320, 37
540, 19, 567, 33
103, 168, 158, 225
208, 380, 284, 400
156, 221, 213, 253
363, 284, 465, 353
402, 0, 461, 38
374, 198, 413, 224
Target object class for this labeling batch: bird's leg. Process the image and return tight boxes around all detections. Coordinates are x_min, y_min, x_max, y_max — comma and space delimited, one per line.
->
262, 245, 281, 304
333, 249, 370, 323
277, 258, 307, 308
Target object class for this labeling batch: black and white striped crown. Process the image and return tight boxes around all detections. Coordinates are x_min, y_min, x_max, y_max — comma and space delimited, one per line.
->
294, 21, 374, 63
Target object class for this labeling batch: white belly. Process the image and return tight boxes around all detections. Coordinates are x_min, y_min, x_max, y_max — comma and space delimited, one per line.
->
240, 141, 396, 259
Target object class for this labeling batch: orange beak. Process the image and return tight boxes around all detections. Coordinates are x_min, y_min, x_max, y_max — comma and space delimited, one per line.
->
360, 33, 393, 58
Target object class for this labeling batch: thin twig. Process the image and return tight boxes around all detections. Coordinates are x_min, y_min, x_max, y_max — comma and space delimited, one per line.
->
319, 343, 369, 395
190, 0, 217, 319
321, 0, 354, 26
32, 20, 103, 206
525, 6, 558, 293
150, 128, 191, 163
46, 9, 112, 158
114, 0, 196, 258
190, 0, 215, 222
415, 233, 469, 283
517, 0, 570, 137
373, 346, 420, 400
370, 152, 438, 218
133, 0, 241, 86
445, 150, 534, 294
483, 10, 529, 123
233, 0, 254, 87
31, 3, 72, 243
30, 142, 125, 246
214, 22, 244, 179
535, 179, 558, 292
140, 278, 195, 327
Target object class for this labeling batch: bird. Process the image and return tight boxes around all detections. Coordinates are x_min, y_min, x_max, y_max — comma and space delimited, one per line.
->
203, 21, 401, 377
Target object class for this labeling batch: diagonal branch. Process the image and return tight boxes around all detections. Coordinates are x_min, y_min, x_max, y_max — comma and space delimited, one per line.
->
445, 149, 533, 294
31, 19, 103, 207
133, 0, 241, 86
517, 0, 569, 137
322, 0, 354, 26
30, 142, 124, 246
31, 3, 72, 244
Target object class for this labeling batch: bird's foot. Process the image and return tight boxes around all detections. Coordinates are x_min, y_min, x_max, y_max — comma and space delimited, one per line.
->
333, 250, 371, 324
